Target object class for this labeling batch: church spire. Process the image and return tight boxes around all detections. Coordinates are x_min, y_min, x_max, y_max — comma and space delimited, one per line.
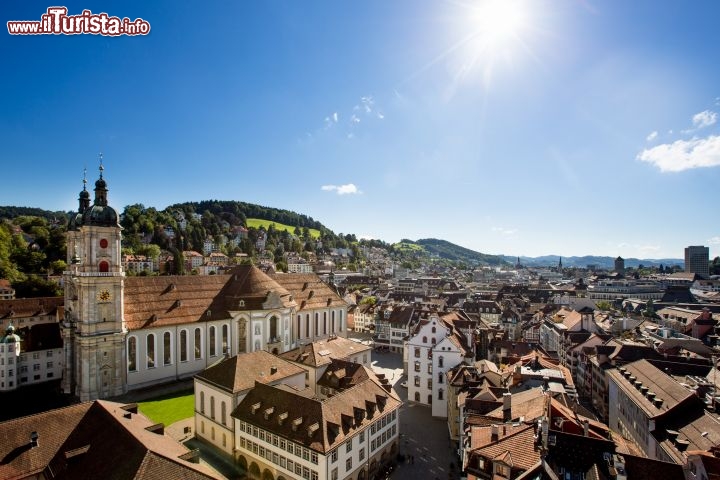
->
78, 167, 90, 212
94, 153, 108, 207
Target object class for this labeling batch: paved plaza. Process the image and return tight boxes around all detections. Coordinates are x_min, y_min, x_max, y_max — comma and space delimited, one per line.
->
369, 350, 457, 480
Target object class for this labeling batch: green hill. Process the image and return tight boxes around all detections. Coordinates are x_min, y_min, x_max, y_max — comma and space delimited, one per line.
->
246, 218, 321, 239
415, 238, 506, 266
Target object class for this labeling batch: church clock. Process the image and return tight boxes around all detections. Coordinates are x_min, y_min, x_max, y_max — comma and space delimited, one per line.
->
97, 289, 111, 302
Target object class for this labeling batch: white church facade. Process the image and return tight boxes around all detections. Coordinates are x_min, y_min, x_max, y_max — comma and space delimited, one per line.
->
61, 165, 348, 401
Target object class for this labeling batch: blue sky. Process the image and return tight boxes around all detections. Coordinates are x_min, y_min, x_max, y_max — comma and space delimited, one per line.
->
1, 1, 719, 259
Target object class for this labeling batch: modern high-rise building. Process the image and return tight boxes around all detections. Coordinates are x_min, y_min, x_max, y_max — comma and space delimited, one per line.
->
684, 245, 709, 277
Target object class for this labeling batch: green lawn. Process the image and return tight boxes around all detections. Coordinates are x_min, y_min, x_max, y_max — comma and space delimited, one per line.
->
137, 391, 195, 426
246, 218, 321, 239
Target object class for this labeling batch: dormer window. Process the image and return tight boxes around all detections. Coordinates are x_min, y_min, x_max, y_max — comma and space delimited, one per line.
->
251, 402, 261, 414
292, 417, 303, 431
238, 300, 245, 308
264, 407, 274, 420
278, 412, 288, 425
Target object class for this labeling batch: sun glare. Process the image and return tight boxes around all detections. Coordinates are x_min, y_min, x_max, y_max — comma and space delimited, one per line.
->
476, 0, 528, 45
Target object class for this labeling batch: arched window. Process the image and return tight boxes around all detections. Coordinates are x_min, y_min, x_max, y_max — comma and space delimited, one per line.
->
163, 332, 171, 365
127, 337, 137, 372
209, 326, 216, 357
222, 324, 229, 355
438, 389, 444, 400
200, 391, 205, 413
99, 261, 109, 272
210, 396, 215, 420
194, 328, 202, 360
305, 314, 310, 339
323, 312, 327, 335
438, 356, 444, 368
339, 310, 344, 331
297, 315, 302, 339
414, 392, 420, 402
431, 337, 436, 346
221, 401, 227, 425
147, 334, 155, 368
180, 330, 188, 362
331, 311, 335, 332
423, 336, 427, 344
431, 327, 436, 334
315, 313, 319, 337
270, 316, 278, 341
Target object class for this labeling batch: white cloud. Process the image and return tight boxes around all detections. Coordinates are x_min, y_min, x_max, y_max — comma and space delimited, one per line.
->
636, 135, 720, 172
638, 245, 661, 253
693, 110, 718, 129
351, 114, 360, 124
708, 236, 720, 245
646, 131, 658, 142
377, 112, 385, 119
332, 112, 338, 123
320, 183, 362, 195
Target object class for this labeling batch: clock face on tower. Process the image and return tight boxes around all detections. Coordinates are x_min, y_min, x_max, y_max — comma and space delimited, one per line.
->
97, 289, 112, 302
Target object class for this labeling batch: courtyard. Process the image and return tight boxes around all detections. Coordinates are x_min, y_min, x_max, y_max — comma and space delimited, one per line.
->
369, 350, 456, 480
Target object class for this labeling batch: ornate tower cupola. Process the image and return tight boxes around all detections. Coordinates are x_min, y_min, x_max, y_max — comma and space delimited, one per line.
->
82, 157, 120, 228
79, 170, 91, 212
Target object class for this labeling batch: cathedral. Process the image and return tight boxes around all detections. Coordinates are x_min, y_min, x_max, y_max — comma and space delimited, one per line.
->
61, 165, 348, 401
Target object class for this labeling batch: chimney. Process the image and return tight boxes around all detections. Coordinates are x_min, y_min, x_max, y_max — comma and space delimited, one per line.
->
491, 424, 499, 442
30, 431, 39, 448
503, 393, 512, 422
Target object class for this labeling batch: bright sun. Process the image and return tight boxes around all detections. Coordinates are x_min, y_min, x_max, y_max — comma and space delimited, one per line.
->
471, 0, 529, 47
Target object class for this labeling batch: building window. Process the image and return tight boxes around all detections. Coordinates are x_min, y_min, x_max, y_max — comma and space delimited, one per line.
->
331, 468, 338, 480
414, 348, 420, 358
438, 389, 444, 400
146, 334, 155, 368
163, 332, 172, 365
346, 439, 352, 453
315, 313, 319, 337
99, 261, 109, 272
180, 329, 188, 362
210, 396, 215, 420
438, 356, 444, 368
127, 336, 137, 372
438, 372, 443, 384
359, 447, 365, 461
346, 458, 352, 471
200, 391, 205, 414
414, 376, 420, 387
209, 326, 216, 357
427, 364, 432, 374
427, 379, 432, 389
270, 316, 278, 341
194, 328, 202, 360
423, 336, 427, 344
414, 361, 420, 372
221, 401, 227, 425
331, 450, 338, 462
222, 324, 229, 354
331, 311, 336, 332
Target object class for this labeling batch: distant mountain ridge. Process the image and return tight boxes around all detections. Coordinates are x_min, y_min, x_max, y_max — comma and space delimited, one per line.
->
500, 255, 684, 269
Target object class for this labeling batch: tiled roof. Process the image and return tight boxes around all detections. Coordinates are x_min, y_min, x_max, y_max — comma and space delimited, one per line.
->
316, 359, 370, 391
123, 265, 296, 330
606, 359, 694, 419
279, 336, 371, 368
123, 274, 230, 330
0, 297, 64, 319
232, 369, 401, 453
0, 401, 220, 480
270, 273, 346, 311
471, 425, 540, 471
195, 350, 305, 394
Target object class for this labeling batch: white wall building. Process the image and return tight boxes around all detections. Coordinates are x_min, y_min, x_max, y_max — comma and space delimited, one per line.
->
405, 315, 465, 418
